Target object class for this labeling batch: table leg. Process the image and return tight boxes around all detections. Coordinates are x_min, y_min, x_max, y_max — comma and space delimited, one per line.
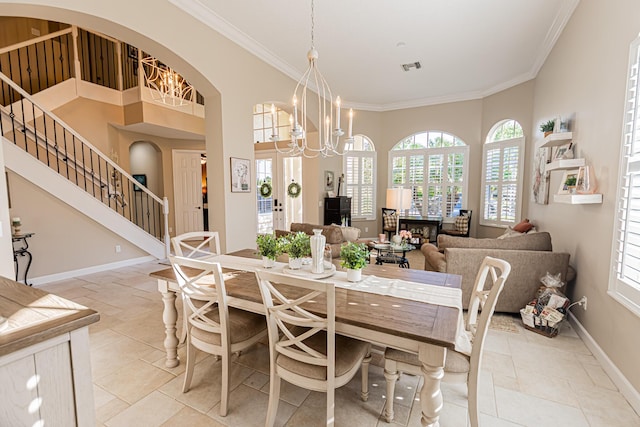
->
419, 344, 446, 427
158, 279, 180, 368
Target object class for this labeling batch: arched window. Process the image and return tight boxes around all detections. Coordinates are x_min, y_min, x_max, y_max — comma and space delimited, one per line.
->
343, 135, 376, 220
481, 119, 525, 227
253, 103, 291, 143
389, 131, 469, 219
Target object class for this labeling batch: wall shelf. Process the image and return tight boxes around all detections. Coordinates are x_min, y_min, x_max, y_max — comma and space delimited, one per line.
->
553, 193, 603, 204
535, 132, 573, 149
545, 158, 585, 172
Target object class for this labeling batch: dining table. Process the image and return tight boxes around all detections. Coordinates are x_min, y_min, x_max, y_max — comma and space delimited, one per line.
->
151, 248, 464, 427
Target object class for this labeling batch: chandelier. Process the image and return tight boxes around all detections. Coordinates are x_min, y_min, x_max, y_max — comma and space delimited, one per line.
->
141, 56, 194, 107
274, 0, 354, 158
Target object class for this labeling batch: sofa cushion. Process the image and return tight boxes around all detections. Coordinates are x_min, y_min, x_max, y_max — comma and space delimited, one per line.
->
512, 219, 534, 233
383, 212, 397, 230
438, 232, 552, 252
290, 223, 343, 244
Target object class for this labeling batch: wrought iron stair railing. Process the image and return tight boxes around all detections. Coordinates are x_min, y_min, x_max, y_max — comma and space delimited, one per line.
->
0, 70, 169, 254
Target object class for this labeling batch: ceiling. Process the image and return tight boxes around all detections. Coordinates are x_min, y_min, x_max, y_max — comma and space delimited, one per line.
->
170, 0, 579, 111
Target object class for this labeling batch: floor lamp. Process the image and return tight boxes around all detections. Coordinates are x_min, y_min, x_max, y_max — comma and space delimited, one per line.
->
386, 188, 412, 242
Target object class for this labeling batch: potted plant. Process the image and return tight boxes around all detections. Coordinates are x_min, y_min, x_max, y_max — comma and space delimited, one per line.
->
280, 232, 310, 270
565, 175, 577, 194
340, 242, 368, 282
540, 119, 555, 137
256, 233, 279, 268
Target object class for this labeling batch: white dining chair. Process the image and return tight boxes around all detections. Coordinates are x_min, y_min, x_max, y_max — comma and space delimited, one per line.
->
383, 256, 511, 427
171, 231, 221, 259
255, 269, 372, 427
171, 231, 222, 344
169, 255, 268, 416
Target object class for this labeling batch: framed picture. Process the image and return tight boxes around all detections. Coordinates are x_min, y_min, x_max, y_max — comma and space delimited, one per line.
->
557, 169, 579, 195
127, 45, 138, 60
132, 174, 146, 191
324, 170, 335, 191
230, 157, 251, 193
552, 143, 573, 161
532, 147, 551, 204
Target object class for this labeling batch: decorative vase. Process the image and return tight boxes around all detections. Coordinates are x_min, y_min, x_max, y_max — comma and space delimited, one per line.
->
391, 234, 402, 245
262, 256, 275, 269
288, 257, 303, 270
310, 229, 326, 274
346, 268, 362, 282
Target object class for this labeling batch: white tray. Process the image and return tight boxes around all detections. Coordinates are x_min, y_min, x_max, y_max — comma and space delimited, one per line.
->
283, 263, 336, 279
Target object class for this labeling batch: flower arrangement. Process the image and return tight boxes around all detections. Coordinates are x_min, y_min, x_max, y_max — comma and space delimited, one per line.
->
279, 231, 310, 259
256, 233, 279, 260
340, 242, 368, 270
399, 230, 412, 242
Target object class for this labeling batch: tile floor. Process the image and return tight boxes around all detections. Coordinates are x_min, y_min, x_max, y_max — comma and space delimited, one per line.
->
41, 260, 640, 427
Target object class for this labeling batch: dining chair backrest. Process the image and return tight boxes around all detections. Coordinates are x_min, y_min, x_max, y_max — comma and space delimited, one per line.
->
168, 255, 230, 342
254, 269, 336, 388
466, 256, 511, 427
172, 231, 221, 259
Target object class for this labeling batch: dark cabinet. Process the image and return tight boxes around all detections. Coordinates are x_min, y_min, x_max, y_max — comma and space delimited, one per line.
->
324, 196, 351, 226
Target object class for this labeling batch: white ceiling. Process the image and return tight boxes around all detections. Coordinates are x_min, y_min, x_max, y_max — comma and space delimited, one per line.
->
170, 0, 579, 111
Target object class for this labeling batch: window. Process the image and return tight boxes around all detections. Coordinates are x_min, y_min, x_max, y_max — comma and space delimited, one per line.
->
389, 131, 469, 219
481, 120, 525, 227
253, 103, 291, 143
610, 34, 640, 314
343, 135, 376, 220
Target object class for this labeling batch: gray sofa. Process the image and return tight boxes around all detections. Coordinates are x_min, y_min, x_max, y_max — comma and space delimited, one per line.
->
421, 232, 574, 313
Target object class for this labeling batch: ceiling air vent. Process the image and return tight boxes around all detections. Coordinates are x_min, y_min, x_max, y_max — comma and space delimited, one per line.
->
401, 61, 422, 72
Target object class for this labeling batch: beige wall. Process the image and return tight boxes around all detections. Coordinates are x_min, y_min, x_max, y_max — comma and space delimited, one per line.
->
528, 0, 640, 390
7, 171, 147, 278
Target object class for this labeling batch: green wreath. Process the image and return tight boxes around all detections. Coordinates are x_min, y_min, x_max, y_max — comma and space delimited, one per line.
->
259, 182, 272, 198
287, 181, 302, 198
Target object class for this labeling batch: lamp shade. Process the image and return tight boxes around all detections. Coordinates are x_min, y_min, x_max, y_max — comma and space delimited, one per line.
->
386, 188, 412, 211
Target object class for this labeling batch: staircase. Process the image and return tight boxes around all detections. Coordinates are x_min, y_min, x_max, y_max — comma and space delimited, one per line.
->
0, 70, 170, 259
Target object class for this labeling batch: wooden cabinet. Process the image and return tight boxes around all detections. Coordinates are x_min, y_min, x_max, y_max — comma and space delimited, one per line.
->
324, 196, 351, 226
0, 277, 99, 427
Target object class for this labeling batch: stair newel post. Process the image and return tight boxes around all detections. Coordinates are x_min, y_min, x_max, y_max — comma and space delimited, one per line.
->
163, 196, 170, 258
71, 26, 82, 84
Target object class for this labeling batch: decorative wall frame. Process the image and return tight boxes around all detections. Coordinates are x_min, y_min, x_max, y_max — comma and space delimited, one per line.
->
230, 157, 251, 193
132, 174, 146, 191
532, 147, 551, 204
557, 169, 579, 195
324, 170, 335, 191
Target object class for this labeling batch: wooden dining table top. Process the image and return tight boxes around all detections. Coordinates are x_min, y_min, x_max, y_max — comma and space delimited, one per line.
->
150, 248, 462, 350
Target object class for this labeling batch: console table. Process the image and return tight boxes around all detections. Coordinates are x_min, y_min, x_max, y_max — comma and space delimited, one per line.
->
12, 232, 34, 286
399, 216, 443, 244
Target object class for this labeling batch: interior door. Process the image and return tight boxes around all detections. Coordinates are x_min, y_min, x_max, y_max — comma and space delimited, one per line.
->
255, 150, 302, 233
172, 150, 204, 235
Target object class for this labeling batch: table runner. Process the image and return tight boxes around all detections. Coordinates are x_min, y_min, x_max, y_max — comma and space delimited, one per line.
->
210, 254, 471, 354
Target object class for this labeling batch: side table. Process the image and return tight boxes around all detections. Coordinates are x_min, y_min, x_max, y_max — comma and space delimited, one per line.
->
12, 232, 34, 286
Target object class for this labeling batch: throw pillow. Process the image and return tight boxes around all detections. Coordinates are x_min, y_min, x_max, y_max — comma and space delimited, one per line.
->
331, 224, 361, 242
513, 218, 534, 233
454, 215, 469, 234
383, 213, 397, 229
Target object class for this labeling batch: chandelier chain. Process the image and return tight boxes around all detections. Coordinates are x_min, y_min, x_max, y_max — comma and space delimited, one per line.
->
310, 0, 315, 49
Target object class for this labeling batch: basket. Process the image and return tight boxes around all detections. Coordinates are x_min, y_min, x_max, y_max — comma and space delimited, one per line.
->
520, 308, 564, 338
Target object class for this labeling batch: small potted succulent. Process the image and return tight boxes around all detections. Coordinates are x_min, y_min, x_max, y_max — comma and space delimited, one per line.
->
280, 232, 310, 270
340, 242, 368, 282
540, 119, 555, 137
256, 233, 279, 268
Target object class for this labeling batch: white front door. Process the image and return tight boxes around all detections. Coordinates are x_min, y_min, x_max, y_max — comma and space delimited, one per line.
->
255, 150, 302, 233
172, 150, 204, 235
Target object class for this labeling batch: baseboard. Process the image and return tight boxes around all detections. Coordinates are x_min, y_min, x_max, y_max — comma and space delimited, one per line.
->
29, 255, 157, 286
568, 312, 640, 414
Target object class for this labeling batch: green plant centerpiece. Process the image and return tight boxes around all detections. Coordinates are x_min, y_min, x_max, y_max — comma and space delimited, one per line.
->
280, 231, 310, 270
256, 233, 279, 268
340, 242, 368, 282
540, 119, 555, 135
